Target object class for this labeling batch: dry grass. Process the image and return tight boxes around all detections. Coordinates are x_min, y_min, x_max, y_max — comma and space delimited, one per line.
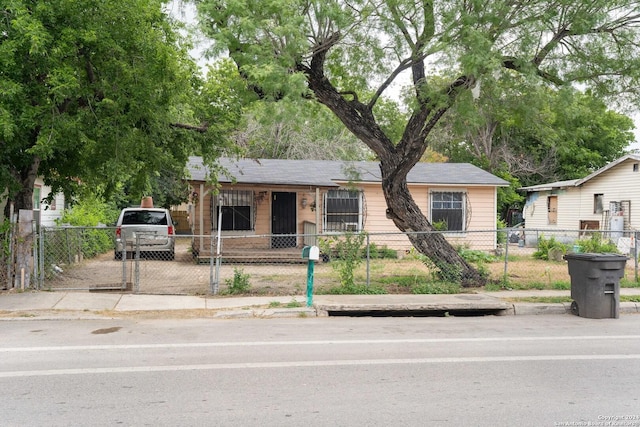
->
38, 246, 640, 296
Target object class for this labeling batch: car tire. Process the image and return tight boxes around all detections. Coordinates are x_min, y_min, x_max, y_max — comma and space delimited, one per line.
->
114, 251, 123, 260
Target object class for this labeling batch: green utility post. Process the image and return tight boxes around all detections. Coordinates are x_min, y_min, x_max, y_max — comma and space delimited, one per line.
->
302, 246, 320, 307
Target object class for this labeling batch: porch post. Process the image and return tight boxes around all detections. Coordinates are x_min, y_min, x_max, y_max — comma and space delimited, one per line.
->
315, 187, 320, 232
198, 183, 205, 254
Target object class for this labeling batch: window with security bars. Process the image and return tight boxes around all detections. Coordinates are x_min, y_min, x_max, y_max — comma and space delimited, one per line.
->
212, 190, 254, 231
324, 189, 362, 232
430, 191, 465, 231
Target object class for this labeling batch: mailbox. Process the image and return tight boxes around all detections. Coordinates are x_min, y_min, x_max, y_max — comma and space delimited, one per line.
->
302, 245, 320, 261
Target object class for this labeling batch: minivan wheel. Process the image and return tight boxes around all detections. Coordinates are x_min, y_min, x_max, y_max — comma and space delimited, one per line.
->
114, 251, 123, 260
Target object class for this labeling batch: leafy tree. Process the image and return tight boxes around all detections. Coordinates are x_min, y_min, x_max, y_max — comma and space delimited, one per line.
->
0, 0, 232, 217
195, 0, 640, 286
235, 99, 372, 160
431, 83, 634, 216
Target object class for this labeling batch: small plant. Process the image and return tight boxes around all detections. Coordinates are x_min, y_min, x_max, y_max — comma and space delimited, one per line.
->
412, 281, 461, 294
320, 232, 366, 288
533, 235, 568, 260
431, 219, 448, 231
325, 283, 387, 294
286, 299, 302, 308
496, 218, 507, 245
575, 234, 619, 253
224, 268, 251, 294
367, 243, 398, 259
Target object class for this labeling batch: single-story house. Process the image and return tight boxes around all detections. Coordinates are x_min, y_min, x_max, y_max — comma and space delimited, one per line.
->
520, 154, 640, 244
186, 156, 508, 257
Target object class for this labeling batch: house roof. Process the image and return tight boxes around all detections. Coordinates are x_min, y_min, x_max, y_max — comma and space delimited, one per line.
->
575, 153, 640, 186
520, 179, 579, 192
520, 154, 640, 192
187, 156, 509, 187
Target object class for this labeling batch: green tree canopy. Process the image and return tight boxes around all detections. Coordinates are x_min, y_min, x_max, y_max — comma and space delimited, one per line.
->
0, 0, 233, 214
195, 0, 640, 286
235, 99, 373, 160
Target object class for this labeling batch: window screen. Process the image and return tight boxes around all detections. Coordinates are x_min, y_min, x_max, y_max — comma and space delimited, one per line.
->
324, 189, 362, 232
431, 192, 465, 231
214, 190, 253, 231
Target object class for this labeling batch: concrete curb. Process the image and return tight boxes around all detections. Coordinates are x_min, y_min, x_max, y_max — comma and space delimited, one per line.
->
1, 290, 639, 319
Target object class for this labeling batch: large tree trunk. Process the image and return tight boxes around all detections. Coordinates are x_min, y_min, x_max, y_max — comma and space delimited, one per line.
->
300, 44, 486, 287
379, 156, 485, 287
3, 157, 40, 290
3, 157, 40, 218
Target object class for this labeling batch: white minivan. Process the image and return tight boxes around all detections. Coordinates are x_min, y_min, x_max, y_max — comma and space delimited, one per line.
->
114, 208, 176, 260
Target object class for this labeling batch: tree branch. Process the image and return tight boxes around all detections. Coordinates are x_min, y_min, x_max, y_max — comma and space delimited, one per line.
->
170, 122, 209, 133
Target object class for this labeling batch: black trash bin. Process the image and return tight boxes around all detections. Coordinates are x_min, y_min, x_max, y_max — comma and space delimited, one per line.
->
563, 253, 627, 319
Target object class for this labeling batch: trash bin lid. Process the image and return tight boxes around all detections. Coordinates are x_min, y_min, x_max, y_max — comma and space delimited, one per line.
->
563, 252, 628, 261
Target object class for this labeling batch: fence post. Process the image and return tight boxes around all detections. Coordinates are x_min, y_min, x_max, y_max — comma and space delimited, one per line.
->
38, 227, 44, 290
365, 233, 370, 288
121, 241, 127, 290
210, 235, 217, 294
503, 229, 509, 285
134, 234, 140, 293
635, 231, 639, 284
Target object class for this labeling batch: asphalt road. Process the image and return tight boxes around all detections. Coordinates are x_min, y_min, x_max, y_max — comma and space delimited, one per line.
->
2, 315, 640, 426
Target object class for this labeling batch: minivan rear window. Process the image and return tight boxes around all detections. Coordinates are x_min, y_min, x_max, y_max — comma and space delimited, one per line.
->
122, 211, 168, 225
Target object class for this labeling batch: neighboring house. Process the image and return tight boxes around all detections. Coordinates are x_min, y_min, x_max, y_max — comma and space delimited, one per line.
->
0, 177, 65, 227
520, 154, 640, 244
33, 177, 66, 227
186, 157, 508, 257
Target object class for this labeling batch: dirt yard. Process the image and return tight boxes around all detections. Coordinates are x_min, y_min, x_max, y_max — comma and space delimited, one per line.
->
40, 237, 639, 295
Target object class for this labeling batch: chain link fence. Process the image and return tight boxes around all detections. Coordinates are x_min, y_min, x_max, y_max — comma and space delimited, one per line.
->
5, 226, 638, 295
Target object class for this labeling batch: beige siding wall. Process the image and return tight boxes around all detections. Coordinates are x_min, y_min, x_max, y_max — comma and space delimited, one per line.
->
578, 160, 640, 228
524, 158, 640, 234
361, 183, 498, 251
189, 180, 500, 254
524, 188, 580, 230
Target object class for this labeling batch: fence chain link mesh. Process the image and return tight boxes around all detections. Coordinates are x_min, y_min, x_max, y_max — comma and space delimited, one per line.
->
11, 226, 638, 295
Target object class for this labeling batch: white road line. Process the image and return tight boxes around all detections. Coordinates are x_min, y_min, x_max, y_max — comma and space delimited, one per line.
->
1, 335, 640, 353
2, 354, 640, 378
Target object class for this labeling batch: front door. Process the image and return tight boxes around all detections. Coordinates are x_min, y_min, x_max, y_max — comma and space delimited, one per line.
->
271, 192, 297, 248
548, 196, 558, 225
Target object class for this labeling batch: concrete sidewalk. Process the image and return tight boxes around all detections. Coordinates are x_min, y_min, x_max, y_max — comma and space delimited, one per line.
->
1, 288, 639, 319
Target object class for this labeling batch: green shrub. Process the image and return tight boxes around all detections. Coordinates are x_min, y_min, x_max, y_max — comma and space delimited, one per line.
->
576, 234, 619, 253
49, 194, 119, 261
58, 194, 119, 226
412, 281, 461, 294
533, 235, 568, 260
325, 283, 387, 295
319, 232, 366, 288
432, 219, 448, 231
367, 243, 398, 259
225, 268, 251, 294
496, 218, 507, 245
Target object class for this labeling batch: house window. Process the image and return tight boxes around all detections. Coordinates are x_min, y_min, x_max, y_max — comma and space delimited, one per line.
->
324, 189, 363, 232
213, 190, 254, 231
634, 163, 639, 172
547, 195, 558, 225
33, 187, 41, 210
430, 192, 465, 231
594, 194, 603, 214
